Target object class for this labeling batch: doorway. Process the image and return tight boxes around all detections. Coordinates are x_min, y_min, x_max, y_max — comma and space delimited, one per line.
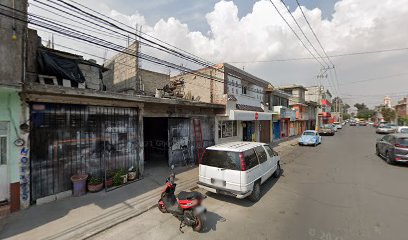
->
0, 122, 9, 202
242, 121, 254, 142
143, 118, 169, 168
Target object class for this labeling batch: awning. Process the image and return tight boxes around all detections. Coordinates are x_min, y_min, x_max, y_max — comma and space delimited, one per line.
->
229, 110, 276, 121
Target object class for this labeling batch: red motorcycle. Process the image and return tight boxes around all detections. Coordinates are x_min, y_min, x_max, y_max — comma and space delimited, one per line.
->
158, 169, 207, 232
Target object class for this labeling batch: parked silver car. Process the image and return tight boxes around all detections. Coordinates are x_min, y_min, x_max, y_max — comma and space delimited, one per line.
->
376, 124, 396, 134
376, 134, 408, 164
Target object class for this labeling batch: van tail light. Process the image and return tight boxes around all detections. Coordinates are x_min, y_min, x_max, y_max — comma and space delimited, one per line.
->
395, 144, 408, 148
239, 152, 246, 171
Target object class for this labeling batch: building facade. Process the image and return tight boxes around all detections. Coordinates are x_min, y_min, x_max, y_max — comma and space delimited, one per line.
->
267, 89, 293, 140
306, 86, 332, 128
276, 85, 311, 135
172, 63, 275, 144
395, 97, 408, 125
0, 0, 28, 215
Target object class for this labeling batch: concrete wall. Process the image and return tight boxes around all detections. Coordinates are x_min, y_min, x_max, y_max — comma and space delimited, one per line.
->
173, 67, 225, 104
103, 42, 138, 91
0, 0, 27, 86
139, 69, 170, 95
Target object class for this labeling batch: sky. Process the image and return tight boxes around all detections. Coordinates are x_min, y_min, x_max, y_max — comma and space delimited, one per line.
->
29, 0, 408, 109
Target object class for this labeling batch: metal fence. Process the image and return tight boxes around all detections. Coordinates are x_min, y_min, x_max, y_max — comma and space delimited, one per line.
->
30, 103, 139, 202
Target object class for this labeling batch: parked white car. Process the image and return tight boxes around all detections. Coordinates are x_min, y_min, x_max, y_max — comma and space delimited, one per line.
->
397, 126, 408, 133
198, 142, 281, 202
334, 122, 342, 129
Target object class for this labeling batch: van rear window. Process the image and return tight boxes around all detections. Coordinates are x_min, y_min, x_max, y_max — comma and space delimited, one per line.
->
201, 150, 240, 170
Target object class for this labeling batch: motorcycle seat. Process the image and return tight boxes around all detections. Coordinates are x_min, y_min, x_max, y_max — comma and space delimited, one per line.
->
177, 191, 202, 200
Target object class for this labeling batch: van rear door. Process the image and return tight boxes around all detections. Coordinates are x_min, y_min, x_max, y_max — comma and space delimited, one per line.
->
199, 150, 241, 192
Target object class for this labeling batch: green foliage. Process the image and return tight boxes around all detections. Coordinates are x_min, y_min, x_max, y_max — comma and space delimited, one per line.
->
356, 109, 375, 120
88, 176, 102, 185
343, 113, 351, 120
343, 104, 350, 114
354, 103, 375, 120
113, 169, 127, 186
106, 169, 115, 179
398, 116, 408, 125
354, 103, 367, 111
381, 108, 396, 122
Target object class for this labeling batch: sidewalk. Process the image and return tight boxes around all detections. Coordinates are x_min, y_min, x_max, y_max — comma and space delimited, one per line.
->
0, 165, 199, 240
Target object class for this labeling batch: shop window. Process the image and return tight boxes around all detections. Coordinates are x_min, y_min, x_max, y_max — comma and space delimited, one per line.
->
219, 121, 237, 138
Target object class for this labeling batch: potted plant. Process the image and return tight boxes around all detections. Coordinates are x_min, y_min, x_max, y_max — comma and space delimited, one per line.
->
113, 169, 127, 186
127, 166, 137, 181
105, 170, 115, 188
70, 173, 88, 197
87, 176, 103, 192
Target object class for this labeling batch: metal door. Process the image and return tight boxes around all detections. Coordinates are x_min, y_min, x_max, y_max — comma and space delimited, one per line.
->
0, 122, 9, 202
273, 121, 280, 140
30, 103, 138, 202
168, 118, 190, 166
260, 121, 271, 143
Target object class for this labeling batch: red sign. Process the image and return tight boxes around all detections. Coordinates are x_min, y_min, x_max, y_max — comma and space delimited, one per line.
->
255, 112, 259, 120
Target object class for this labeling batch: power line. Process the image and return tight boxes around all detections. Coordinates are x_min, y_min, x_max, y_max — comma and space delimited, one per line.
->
1, 4, 267, 96
295, 0, 333, 66
31, 0, 267, 94
66, 0, 215, 67
279, 0, 329, 67
294, 0, 340, 97
228, 47, 408, 63
268, 0, 325, 68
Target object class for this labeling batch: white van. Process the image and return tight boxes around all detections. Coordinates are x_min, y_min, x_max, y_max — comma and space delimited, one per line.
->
197, 142, 281, 202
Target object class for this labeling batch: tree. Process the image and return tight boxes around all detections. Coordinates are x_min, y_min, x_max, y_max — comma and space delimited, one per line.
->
343, 113, 351, 120
354, 103, 367, 111
381, 108, 396, 122
354, 102, 374, 120
343, 104, 350, 114
357, 109, 375, 120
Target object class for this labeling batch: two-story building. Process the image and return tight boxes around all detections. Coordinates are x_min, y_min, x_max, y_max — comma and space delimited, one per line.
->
395, 97, 408, 125
171, 63, 275, 144
306, 86, 332, 127
276, 85, 309, 135
266, 88, 294, 140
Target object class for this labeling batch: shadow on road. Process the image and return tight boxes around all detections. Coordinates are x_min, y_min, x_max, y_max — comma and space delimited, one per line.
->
201, 211, 226, 233
203, 170, 284, 208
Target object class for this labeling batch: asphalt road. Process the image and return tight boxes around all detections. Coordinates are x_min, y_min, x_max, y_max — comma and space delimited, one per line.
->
92, 125, 408, 240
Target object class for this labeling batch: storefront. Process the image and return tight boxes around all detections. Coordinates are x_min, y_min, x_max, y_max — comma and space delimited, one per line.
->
29, 103, 139, 203
216, 110, 274, 144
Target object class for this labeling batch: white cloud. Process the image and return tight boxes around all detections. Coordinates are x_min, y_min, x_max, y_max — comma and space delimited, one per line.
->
31, 0, 408, 107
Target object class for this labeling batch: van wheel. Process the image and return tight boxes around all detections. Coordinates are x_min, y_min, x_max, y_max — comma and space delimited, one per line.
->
273, 162, 281, 178
248, 181, 261, 202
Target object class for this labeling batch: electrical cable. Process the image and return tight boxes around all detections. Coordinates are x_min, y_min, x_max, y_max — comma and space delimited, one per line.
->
268, 0, 325, 68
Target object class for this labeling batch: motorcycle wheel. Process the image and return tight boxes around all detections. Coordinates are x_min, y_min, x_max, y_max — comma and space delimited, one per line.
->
192, 215, 203, 232
157, 200, 168, 213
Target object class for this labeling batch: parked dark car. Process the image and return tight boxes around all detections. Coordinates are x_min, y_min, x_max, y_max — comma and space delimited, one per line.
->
376, 134, 408, 164
350, 121, 357, 126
